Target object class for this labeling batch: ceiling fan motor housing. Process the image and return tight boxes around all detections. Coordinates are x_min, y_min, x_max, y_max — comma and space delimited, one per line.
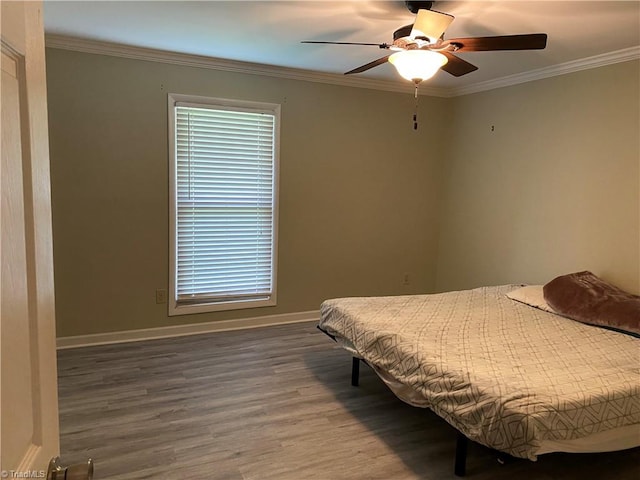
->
405, 1, 433, 14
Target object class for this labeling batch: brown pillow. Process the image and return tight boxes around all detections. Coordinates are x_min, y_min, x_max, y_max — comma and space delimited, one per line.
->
543, 271, 640, 336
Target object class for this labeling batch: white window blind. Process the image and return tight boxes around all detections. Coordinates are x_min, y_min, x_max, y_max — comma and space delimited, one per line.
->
171, 97, 278, 313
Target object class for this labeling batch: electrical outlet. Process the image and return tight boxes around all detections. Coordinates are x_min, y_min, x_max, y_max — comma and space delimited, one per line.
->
155, 289, 167, 304
402, 273, 410, 286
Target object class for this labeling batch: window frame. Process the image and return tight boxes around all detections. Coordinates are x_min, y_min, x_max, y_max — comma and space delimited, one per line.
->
168, 93, 280, 316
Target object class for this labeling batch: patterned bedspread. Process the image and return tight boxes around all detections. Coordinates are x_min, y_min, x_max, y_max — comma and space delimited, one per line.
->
318, 285, 640, 460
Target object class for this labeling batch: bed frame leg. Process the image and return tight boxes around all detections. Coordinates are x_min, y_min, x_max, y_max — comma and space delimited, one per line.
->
351, 357, 360, 386
454, 432, 468, 477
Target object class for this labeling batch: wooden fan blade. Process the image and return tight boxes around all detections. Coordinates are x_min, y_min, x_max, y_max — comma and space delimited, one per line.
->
301, 41, 389, 48
410, 9, 454, 41
440, 52, 478, 77
344, 55, 391, 75
446, 33, 547, 52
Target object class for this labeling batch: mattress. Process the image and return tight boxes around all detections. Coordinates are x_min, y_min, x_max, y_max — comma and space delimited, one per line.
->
319, 285, 640, 460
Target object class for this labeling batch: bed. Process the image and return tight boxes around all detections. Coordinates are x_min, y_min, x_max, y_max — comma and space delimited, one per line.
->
317, 277, 640, 476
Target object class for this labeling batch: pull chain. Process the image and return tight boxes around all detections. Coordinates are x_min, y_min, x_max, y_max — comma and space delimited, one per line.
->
413, 81, 419, 130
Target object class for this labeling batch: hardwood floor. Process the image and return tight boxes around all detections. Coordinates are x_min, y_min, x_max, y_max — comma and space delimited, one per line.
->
57, 321, 639, 479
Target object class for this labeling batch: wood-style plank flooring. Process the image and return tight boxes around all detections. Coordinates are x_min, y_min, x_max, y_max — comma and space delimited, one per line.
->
57, 321, 640, 479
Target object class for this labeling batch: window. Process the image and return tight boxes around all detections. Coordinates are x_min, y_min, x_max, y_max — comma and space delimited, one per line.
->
168, 94, 279, 315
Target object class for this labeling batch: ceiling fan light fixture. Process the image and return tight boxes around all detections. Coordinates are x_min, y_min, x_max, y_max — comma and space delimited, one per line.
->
389, 50, 448, 82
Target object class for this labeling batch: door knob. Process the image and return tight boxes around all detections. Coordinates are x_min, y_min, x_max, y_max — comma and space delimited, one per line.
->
47, 457, 94, 480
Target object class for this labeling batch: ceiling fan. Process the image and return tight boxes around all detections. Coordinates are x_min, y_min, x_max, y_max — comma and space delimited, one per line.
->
302, 1, 548, 84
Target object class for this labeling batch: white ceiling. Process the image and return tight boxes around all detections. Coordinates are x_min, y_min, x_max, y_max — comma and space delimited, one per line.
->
43, 1, 640, 91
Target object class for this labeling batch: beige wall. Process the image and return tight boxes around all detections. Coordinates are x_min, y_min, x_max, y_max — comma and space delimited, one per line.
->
46, 48, 447, 337
46, 48, 639, 337
436, 60, 640, 294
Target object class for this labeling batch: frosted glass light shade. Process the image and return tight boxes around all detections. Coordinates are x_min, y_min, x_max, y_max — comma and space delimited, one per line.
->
389, 50, 448, 82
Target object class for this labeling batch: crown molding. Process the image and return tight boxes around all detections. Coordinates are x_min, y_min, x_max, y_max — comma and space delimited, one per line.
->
446, 46, 640, 97
44, 34, 446, 97
45, 34, 639, 99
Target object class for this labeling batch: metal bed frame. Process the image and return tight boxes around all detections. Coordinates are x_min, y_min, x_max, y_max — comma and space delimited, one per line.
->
350, 355, 471, 477
318, 325, 479, 477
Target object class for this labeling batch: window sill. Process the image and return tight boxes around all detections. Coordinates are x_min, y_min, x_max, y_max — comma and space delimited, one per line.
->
168, 297, 277, 316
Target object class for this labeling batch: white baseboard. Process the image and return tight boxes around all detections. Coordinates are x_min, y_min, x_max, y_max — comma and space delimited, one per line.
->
56, 310, 320, 349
